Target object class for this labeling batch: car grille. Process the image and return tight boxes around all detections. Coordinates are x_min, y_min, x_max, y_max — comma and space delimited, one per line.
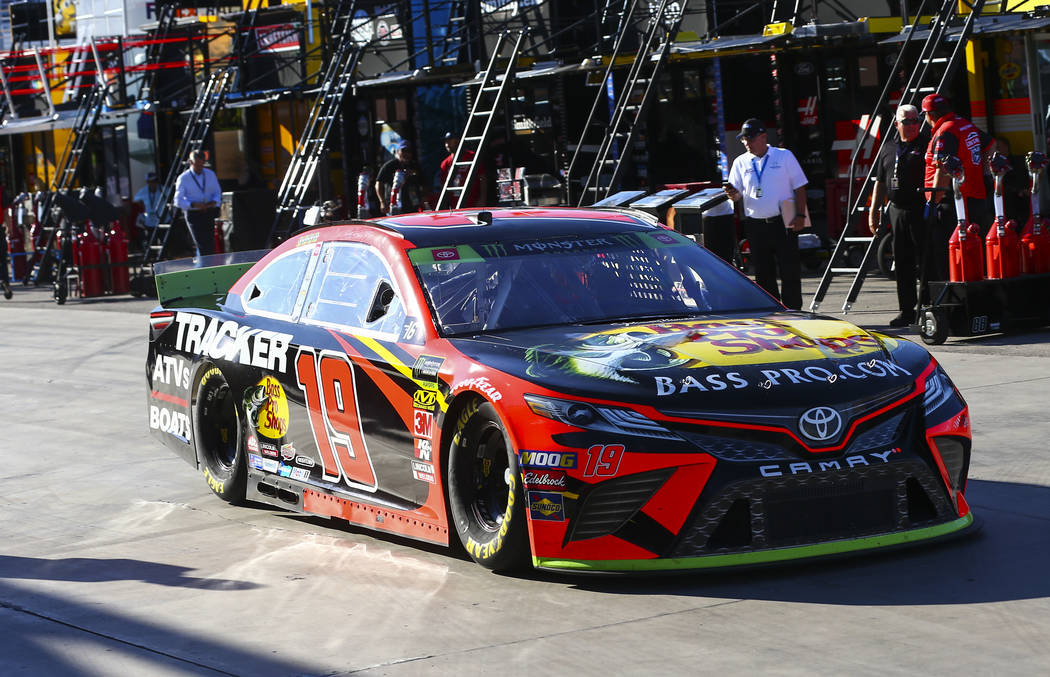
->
671, 460, 955, 557
845, 412, 907, 454
566, 468, 675, 543
674, 430, 795, 461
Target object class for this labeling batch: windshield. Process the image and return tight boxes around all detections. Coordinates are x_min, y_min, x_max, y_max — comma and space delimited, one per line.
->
410, 230, 779, 335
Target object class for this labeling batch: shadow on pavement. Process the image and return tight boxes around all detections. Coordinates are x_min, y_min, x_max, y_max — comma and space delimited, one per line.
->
0, 556, 259, 590
0, 581, 319, 676
560, 479, 1050, 605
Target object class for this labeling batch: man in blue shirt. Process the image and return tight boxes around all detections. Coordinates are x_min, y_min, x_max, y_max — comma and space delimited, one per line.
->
174, 150, 222, 256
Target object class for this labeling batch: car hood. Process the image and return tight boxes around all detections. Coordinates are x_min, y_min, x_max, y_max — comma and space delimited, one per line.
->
449, 313, 931, 411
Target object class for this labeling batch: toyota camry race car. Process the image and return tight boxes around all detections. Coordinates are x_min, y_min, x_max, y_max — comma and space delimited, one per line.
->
146, 207, 974, 572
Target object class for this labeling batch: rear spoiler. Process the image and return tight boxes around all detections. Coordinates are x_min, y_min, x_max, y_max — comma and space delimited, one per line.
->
154, 250, 270, 307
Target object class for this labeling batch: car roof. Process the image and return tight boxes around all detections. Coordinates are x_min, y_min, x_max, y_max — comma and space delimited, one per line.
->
368, 207, 660, 248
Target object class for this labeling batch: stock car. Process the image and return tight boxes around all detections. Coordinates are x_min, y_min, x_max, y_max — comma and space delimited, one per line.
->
146, 207, 975, 573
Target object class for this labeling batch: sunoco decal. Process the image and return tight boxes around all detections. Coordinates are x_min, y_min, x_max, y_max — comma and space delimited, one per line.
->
173, 312, 292, 373
245, 376, 290, 440
528, 491, 565, 521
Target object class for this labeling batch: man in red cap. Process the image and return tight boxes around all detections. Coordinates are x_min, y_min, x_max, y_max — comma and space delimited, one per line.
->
921, 93, 993, 282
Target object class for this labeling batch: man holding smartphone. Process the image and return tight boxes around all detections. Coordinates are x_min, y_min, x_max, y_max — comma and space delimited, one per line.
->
724, 118, 809, 310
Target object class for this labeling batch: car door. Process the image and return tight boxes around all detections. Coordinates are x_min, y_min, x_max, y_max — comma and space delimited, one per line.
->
291, 241, 429, 507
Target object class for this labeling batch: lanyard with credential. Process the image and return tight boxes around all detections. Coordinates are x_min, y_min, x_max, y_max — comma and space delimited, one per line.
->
750, 154, 768, 198
191, 171, 207, 202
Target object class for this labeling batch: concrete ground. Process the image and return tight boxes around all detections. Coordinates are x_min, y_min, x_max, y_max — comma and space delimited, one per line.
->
1, 272, 1048, 676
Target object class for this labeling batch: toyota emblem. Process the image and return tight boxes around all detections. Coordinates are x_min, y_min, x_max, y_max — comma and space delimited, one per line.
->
798, 406, 843, 442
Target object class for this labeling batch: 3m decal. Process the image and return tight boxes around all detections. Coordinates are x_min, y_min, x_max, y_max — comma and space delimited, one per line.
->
413, 389, 438, 410
759, 448, 901, 477
173, 313, 292, 372
528, 491, 565, 521
583, 444, 625, 477
245, 376, 289, 440
151, 355, 190, 388
451, 376, 503, 402
296, 349, 378, 491
411, 355, 444, 382
415, 437, 432, 461
149, 405, 192, 442
519, 450, 577, 469
522, 469, 568, 491
413, 410, 434, 439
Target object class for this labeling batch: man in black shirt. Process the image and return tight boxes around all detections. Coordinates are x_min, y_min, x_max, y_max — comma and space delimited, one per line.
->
375, 141, 423, 215
869, 104, 930, 327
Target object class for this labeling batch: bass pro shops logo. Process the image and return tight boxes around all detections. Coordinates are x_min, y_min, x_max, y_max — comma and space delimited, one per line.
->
244, 376, 290, 440
798, 406, 842, 443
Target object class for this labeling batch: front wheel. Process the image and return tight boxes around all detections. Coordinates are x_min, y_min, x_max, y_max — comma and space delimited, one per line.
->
447, 401, 530, 571
193, 365, 246, 503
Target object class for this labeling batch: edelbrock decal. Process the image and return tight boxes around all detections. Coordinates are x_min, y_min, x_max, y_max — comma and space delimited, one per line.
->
173, 312, 292, 373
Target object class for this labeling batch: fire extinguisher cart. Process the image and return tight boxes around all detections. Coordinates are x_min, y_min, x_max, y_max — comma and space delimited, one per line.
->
918, 152, 1050, 344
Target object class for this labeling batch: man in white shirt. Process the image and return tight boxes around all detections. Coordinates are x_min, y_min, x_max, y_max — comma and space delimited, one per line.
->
724, 118, 809, 310
174, 150, 222, 256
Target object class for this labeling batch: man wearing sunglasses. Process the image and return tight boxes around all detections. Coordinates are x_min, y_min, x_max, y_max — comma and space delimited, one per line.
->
869, 104, 929, 327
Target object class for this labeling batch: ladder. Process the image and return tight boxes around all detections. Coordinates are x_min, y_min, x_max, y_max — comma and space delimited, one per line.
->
138, 66, 236, 266
26, 80, 107, 285
436, 29, 528, 211
574, 0, 687, 206
810, 0, 986, 313
440, 0, 484, 67
269, 0, 364, 243
565, 0, 643, 205
138, 1, 180, 104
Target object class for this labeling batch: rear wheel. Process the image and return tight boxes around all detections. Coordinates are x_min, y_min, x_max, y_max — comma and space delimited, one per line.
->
194, 365, 246, 503
447, 401, 529, 571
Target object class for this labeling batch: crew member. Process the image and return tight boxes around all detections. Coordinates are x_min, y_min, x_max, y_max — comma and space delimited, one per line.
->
174, 150, 222, 256
133, 170, 163, 250
375, 142, 422, 215
869, 105, 929, 327
724, 118, 809, 310
922, 93, 993, 281
439, 131, 488, 207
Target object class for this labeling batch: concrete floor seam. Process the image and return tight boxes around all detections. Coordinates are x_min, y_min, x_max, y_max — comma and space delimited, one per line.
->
335, 598, 747, 674
0, 598, 239, 676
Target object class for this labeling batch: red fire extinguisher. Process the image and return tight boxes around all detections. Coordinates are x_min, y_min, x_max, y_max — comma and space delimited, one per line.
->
986, 152, 1021, 280
6, 215, 26, 282
940, 154, 983, 282
213, 218, 226, 255
105, 221, 129, 294
1021, 151, 1050, 274
77, 226, 104, 298
357, 169, 372, 218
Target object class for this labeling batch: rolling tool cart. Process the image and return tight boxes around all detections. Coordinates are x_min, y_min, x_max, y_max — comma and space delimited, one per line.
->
917, 153, 1050, 344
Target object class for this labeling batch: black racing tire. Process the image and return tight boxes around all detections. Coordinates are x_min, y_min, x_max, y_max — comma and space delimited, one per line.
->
447, 400, 530, 572
193, 365, 246, 503
919, 308, 948, 346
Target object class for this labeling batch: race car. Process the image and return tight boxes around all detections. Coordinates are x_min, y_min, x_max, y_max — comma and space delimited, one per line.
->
146, 207, 974, 573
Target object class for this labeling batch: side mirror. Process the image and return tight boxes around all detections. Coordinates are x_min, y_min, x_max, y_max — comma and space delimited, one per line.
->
365, 280, 396, 323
